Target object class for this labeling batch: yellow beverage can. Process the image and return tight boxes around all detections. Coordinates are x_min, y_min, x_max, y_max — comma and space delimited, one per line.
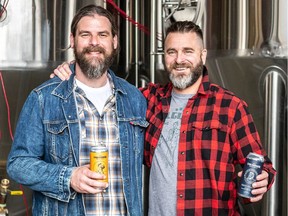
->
90, 146, 109, 183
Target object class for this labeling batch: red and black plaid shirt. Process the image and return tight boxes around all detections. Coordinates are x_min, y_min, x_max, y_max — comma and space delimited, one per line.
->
141, 67, 276, 216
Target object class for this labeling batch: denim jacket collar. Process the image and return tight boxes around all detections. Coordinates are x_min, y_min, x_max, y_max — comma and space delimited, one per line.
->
51, 64, 127, 100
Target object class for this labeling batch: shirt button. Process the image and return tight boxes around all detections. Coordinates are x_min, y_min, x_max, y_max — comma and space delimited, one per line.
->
179, 194, 183, 198
181, 152, 185, 155
182, 131, 186, 133
180, 173, 184, 176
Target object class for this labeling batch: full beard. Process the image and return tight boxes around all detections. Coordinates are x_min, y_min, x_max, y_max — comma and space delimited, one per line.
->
168, 60, 203, 90
74, 45, 116, 79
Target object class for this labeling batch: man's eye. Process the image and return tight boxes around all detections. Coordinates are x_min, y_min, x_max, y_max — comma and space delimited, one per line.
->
167, 51, 176, 55
81, 33, 89, 37
185, 50, 193, 54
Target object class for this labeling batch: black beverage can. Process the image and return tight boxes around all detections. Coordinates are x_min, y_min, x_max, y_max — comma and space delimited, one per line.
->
238, 152, 264, 198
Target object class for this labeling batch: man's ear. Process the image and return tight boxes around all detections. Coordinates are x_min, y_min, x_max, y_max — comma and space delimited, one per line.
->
70, 33, 75, 48
201, 49, 207, 64
113, 35, 118, 50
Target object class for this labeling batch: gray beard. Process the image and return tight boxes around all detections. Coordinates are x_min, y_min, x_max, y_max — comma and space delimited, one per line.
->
169, 62, 203, 90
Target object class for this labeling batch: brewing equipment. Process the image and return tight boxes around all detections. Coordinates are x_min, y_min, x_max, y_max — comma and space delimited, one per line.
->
0, 0, 287, 215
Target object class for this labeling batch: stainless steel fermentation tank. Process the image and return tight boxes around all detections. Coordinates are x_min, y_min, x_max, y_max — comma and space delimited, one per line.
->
0, 0, 287, 215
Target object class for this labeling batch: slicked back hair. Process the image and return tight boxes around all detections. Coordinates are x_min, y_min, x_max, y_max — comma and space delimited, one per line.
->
70, 4, 118, 38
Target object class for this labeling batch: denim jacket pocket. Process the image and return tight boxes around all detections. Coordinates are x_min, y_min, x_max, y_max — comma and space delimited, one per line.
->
47, 122, 71, 164
129, 119, 149, 151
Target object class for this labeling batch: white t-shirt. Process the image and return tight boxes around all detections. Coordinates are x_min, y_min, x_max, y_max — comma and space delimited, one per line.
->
75, 78, 112, 115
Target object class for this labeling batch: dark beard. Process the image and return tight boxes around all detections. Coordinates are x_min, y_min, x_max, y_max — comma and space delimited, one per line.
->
168, 60, 203, 90
74, 45, 115, 79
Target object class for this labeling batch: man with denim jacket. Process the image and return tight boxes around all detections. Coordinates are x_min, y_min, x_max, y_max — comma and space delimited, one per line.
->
7, 5, 147, 216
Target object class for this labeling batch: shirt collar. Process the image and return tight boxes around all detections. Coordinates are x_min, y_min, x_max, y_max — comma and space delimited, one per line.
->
52, 63, 125, 99
196, 66, 210, 96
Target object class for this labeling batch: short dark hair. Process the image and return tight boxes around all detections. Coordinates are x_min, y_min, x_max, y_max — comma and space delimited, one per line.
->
70, 5, 118, 37
166, 21, 203, 41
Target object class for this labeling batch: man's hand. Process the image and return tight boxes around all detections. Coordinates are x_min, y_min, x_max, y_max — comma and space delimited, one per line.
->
50, 62, 72, 80
70, 165, 108, 194
238, 170, 269, 202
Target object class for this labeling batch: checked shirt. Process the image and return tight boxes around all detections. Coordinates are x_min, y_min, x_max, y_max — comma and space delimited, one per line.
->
75, 80, 127, 215
141, 67, 276, 216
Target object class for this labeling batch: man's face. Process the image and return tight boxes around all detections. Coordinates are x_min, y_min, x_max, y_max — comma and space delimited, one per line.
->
164, 32, 206, 90
70, 14, 118, 79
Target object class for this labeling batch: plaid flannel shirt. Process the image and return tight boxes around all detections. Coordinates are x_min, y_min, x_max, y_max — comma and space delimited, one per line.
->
75, 81, 127, 215
141, 66, 276, 216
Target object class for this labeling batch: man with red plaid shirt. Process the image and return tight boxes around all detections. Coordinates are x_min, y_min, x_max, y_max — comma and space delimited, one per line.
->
53, 21, 276, 216
141, 21, 276, 216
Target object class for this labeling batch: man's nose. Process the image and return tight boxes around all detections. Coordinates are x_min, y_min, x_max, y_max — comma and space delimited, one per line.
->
175, 52, 186, 64
89, 35, 100, 46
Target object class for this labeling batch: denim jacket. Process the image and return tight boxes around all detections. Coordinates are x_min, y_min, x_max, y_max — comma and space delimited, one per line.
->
7, 66, 148, 216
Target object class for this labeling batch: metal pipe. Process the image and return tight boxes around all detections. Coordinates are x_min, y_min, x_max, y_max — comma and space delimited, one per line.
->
33, 0, 44, 62
156, 0, 164, 73
134, 0, 139, 87
150, 0, 156, 83
262, 66, 287, 216
261, 0, 282, 57
125, 0, 131, 77
65, 0, 76, 61
237, 0, 248, 50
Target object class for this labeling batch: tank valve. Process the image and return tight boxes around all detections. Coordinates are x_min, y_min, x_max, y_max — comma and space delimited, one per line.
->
0, 179, 23, 216
0, 179, 9, 216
